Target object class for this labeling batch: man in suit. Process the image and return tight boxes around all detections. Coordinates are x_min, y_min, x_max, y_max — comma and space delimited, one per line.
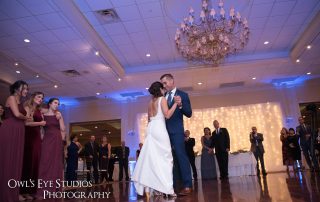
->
160, 73, 193, 195
296, 117, 319, 172
184, 130, 198, 180
211, 120, 230, 180
117, 141, 130, 181
84, 135, 99, 184
250, 127, 267, 176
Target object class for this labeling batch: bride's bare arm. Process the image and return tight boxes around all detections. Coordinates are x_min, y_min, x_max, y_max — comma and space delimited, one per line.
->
161, 97, 177, 119
147, 100, 152, 122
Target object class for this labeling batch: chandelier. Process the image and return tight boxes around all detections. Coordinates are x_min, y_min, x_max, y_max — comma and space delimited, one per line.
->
174, 0, 249, 65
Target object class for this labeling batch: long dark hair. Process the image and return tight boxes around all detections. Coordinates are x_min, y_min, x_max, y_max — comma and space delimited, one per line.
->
9, 80, 28, 95
47, 98, 59, 108
148, 81, 163, 98
0, 104, 5, 120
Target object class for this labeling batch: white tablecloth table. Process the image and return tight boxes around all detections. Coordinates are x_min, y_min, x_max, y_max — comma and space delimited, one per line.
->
195, 152, 257, 178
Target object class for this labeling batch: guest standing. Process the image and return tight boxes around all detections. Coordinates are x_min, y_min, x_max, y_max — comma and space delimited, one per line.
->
36, 98, 66, 199
296, 117, 319, 171
250, 127, 267, 176
20, 92, 46, 199
136, 143, 143, 160
280, 127, 289, 170
287, 128, 301, 171
117, 141, 130, 181
211, 120, 230, 180
84, 135, 99, 184
66, 134, 82, 182
184, 130, 198, 180
99, 135, 111, 183
201, 127, 217, 179
314, 128, 320, 165
0, 80, 29, 202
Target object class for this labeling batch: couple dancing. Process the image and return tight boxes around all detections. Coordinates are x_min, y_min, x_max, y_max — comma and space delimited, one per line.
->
132, 74, 193, 198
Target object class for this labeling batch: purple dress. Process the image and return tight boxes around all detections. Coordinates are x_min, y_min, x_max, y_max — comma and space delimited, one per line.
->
0, 104, 26, 202
20, 109, 42, 195
36, 115, 63, 197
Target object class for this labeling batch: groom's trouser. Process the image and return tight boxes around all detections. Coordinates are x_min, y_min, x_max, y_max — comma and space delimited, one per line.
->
170, 134, 192, 188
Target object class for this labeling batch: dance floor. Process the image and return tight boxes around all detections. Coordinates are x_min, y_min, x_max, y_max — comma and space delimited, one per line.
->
33, 171, 320, 202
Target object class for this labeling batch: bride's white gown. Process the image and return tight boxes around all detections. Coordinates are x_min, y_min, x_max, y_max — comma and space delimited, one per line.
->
132, 97, 174, 195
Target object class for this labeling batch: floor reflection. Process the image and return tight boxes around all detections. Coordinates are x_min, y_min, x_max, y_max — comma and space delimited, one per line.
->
33, 172, 320, 202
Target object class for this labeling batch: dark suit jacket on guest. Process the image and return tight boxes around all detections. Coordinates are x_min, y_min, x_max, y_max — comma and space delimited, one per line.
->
296, 124, 313, 145
250, 133, 265, 153
84, 141, 99, 161
116, 146, 130, 160
210, 128, 230, 153
185, 138, 196, 158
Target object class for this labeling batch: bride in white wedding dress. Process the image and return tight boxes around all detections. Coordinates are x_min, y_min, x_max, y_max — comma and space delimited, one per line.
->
132, 81, 177, 198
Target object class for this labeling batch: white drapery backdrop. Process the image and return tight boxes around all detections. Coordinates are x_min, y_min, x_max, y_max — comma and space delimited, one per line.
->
136, 102, 285, 172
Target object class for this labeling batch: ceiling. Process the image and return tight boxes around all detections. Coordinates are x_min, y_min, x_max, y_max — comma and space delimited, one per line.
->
0, 0, 319, 104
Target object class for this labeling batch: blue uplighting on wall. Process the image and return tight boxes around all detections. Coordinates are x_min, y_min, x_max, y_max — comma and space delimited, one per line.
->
44, 97, 80, 107
271, 76, 307, 88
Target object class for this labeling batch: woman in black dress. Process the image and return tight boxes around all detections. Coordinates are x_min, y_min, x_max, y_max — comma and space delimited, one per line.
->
99, 135, 111, 183
287, 128, 301, 171
66, 134, 82, 181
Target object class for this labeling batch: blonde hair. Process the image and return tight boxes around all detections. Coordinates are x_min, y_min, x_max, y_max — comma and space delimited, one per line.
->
24, 92, 44, 110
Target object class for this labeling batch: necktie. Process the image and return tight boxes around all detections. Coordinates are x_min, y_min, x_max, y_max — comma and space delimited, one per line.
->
303, 124, 306, 132
167, 91, 172, 106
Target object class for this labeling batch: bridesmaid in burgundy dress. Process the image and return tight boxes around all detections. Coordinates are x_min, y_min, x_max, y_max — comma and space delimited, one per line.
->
20, 92, 46, 200
0, 80, 29, 202
37, 98, 66, 199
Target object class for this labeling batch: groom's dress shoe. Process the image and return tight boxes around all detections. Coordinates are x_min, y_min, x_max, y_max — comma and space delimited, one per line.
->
178, 187, 192, 196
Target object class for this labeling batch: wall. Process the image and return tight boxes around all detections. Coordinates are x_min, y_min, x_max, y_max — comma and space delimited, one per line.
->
62, 79, 320, 172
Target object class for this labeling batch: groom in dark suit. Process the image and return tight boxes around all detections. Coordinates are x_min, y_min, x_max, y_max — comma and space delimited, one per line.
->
160, 74, 193, 195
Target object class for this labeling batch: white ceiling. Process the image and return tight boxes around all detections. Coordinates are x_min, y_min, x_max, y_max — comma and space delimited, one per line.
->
0, 0, 319, 103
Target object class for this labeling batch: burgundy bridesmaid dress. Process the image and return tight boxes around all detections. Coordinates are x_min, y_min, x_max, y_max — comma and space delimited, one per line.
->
0, 104, 26, 202
20, 109, 42, 195
36, 115, 63, 198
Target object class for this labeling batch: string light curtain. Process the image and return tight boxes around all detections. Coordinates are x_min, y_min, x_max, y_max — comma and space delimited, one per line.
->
137, 102, 285, 172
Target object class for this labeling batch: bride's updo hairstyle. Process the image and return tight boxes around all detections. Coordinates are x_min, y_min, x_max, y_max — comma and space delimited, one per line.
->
148, 81, 163, 98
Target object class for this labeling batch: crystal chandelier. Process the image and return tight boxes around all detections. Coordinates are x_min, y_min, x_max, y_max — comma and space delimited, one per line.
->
175, 0, 249, 65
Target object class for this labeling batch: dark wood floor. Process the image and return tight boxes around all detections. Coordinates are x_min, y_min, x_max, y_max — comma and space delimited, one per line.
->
34, 171, 320, 202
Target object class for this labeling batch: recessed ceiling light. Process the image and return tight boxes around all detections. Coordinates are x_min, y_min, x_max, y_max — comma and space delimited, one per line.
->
296, 59, 300, 63
24, 39, 30, 43
16, 70, 20, 74
80, 133, 83, 136
118, 78, 121, 81
146, 53, 151, 57
54, 85, 58, 88
197, 82, 203, 85
264, 41, 269, 45
95, 51, 99, 56
14, 62, 19, 66
307, 45, 311, 49
94, 126, 98, 129
36, 74, 39, 78
306, 72, 311, 75
96, 92, 100, 95
108, 131, 111, 134
252, 77, 256, 80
